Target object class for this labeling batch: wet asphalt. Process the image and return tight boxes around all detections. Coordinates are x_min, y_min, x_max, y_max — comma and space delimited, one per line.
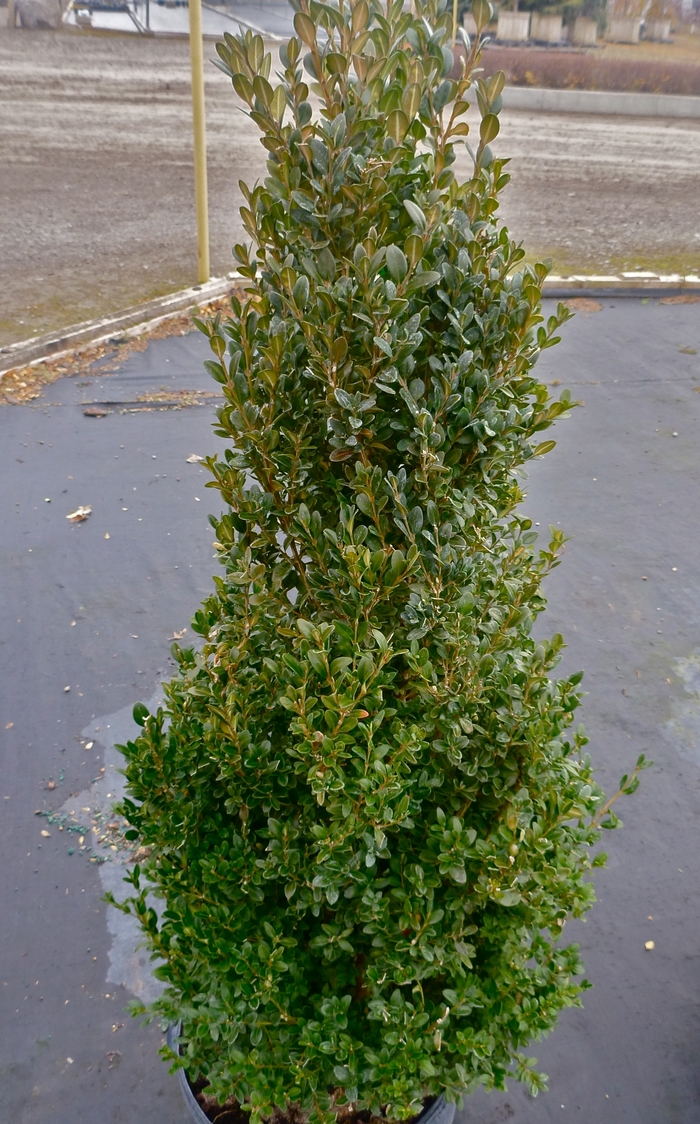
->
1, 299, 699, 1122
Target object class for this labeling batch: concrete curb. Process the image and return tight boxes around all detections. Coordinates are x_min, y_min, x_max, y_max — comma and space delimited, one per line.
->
0, 275, 242, 380
1, 272, 698, 383
543, 273, 700, 298
470, 85, 700, 118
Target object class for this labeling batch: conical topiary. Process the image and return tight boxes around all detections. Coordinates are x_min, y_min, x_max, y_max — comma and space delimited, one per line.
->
113, 1, 646, 1119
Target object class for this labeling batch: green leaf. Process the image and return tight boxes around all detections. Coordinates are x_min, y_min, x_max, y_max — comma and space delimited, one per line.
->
356, 493, 373, 516
307, 650, 327, 676
402, 82, 422, 120
385, 245, 408, 283
317, 247, 336, 281
231, 73, 254, 103
495, 890, 522, 906
252, 75, 273, 109
434, 80, 456, 112
404, 233, 424, 266
132, 702, 149, 727
293, 11, 316, 46
335, 387, 354, 410
403, 199, 427, 231
270, 84, 286, 123
472, 0, 493, 31
480, 113, 500, 145
351, 0, 368, 33
406, 270, 440, 292
386, 109, 409, 144
293, 275, 309, 308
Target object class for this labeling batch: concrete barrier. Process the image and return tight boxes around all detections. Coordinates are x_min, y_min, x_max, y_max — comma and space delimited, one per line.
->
495, 85, 700, 118
496, 11, 530, 41
605, 16, 642, 42
644, 18, 671, 41
530, 13, 563, 43
571, 16, 598, 45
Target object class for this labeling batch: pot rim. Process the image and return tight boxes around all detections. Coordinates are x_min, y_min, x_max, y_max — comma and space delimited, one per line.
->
166, 1024, 456, 1124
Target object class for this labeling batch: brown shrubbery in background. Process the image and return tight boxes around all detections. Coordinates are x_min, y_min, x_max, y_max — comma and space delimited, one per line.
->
479, 47, 700, 95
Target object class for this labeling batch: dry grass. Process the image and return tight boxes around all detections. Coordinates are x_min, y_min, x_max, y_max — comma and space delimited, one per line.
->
480, 45, 700, 95
599, 32, 700, 64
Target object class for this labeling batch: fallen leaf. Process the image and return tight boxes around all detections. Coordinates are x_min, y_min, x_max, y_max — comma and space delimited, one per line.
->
5, 722, 13, 730
66, 506, 92, 523
83, 405, 110, 417
679, 347, 697, 355
85, 742, 93, 750
169, 628, 187, 640
186, 453, 204, 463
47, 780, 56, 790
104, 532, 110, 539
41, 829, 50, 837
645, 940, 655, 950
660, 293, 700, 305
64, 686, 70, 693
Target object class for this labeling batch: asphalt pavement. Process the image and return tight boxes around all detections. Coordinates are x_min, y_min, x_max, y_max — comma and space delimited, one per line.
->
1, 299, 699, 1122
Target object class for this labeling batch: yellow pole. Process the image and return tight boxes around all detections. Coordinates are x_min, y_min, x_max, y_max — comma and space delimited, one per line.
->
188, 0, 210, 283
452, 0, 458, 42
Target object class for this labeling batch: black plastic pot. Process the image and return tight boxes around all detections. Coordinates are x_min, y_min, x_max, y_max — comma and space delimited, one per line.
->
167, 1024, 457, 1124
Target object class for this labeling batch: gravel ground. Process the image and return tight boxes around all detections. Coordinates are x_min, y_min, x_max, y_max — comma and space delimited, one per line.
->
1, 24, 700, 347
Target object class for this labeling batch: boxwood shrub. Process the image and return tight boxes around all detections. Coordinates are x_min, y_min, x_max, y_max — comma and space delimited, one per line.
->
113, 0, 645, 1120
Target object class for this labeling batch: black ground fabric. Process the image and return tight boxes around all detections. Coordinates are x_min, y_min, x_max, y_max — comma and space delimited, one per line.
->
1, 300, 699, 1123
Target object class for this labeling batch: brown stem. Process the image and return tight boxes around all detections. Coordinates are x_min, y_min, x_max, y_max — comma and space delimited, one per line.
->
352, 953, 368, 1002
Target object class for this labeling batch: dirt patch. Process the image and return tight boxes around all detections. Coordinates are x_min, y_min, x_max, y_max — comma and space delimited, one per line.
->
562, 297, 603, 313
1, 25, 699, 349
